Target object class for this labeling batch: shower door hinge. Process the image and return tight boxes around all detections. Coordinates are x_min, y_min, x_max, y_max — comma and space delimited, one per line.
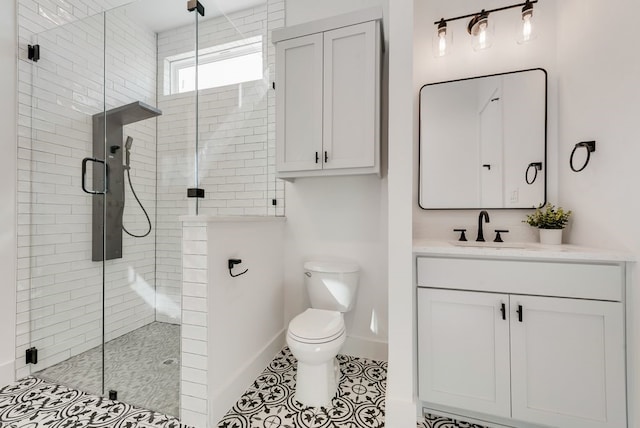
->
28, 45, 40, 62
25, 347, 38, 365
187, 188, 205, 198
187, 0, 205, 16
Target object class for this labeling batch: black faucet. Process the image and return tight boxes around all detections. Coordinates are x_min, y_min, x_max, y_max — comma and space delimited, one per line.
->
476, 210, 490, 242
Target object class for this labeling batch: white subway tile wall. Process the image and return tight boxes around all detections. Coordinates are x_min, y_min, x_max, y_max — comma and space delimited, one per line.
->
180, 221, 208, 427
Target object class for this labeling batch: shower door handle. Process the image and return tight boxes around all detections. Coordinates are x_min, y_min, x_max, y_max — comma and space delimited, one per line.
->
81, 157, 108, 195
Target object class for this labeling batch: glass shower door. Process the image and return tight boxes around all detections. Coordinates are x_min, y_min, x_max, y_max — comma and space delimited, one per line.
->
25, 13, 107, 396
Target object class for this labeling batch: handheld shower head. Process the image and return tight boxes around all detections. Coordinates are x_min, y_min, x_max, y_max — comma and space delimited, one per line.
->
125, 136, 133, 151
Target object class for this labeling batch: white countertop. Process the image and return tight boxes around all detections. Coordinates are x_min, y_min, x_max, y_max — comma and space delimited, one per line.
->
413, 239, 634, 263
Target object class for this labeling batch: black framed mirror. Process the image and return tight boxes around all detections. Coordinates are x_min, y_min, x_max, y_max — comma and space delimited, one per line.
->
419, 68, 547, 209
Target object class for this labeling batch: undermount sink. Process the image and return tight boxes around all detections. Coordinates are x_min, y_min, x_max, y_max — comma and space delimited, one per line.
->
449, 240, 529, 249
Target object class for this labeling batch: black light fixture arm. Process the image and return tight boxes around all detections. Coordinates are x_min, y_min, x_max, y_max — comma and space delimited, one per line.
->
433, 0, 538, 25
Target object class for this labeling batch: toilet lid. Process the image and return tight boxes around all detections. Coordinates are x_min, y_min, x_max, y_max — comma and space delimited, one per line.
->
288, 309, 345, 343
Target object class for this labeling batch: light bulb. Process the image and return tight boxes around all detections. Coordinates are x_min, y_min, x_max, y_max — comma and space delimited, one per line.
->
478, 22, 488, 49
438, 34, 447, 56
522, 14, 532, 41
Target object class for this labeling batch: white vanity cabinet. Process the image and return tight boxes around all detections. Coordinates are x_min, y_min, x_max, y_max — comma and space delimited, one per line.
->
274, 10, 382, 180
416, 252, 629, 428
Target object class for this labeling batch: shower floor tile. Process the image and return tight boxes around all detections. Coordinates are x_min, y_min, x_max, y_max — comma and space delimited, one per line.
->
0, 376, 191, 428
217, 346, 388, 428
33, 321, 180, 417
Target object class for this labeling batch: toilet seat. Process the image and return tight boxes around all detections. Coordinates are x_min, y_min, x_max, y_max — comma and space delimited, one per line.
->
288, 308, 345, 344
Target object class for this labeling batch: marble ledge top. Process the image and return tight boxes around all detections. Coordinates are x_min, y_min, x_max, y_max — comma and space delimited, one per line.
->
413, 239, 635, 263
180, 215, 286, 223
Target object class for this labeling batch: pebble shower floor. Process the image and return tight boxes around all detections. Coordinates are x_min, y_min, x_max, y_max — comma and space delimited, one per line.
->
0, 347, 486, 428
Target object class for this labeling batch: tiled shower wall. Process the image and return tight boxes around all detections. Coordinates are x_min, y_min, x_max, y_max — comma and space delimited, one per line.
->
15, 7, 158, 378
155, 2, 284, 324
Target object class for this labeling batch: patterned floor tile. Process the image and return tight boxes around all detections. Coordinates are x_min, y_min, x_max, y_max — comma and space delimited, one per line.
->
217, 347, 387, 428
417, 413, 488, 428
0, 377, 191, 428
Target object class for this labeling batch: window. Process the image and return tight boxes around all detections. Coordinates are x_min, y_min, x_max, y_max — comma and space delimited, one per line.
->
168, 36, 263, 94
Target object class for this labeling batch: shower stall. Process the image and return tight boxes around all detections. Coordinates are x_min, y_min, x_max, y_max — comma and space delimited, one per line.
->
16, 0, 284, 418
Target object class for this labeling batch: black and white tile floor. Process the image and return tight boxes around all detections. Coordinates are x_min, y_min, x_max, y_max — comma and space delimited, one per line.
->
0, 347, 484, 428
217, 347, 387, 428
0, 376, 190, 428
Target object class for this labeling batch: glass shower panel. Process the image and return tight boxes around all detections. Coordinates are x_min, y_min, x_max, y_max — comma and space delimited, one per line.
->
101, 0, 196, 416
25, 13, 106, 396
196, 0, 273, 216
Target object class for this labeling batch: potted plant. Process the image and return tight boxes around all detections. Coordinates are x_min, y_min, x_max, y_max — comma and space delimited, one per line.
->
523, 203, 572, 245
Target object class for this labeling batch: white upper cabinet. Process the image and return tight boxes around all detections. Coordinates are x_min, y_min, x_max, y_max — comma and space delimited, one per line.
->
276, 34, 323, 173
274, 9, 382, 180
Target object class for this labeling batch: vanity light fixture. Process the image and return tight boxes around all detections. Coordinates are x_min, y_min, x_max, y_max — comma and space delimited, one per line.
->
433, 0, 538, 55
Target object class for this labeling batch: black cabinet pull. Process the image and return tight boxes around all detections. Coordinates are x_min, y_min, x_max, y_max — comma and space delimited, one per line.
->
324, 151, 328, 163
315, 151, 319, 164
500, 303, 506, 320
517, 304, 523, 322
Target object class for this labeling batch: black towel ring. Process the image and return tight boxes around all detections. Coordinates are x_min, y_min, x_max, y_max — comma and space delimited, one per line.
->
525, 162, 543, 185
570, 141, 596, 172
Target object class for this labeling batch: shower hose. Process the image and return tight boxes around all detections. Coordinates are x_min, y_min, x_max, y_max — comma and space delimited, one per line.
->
123, 168, 152, 238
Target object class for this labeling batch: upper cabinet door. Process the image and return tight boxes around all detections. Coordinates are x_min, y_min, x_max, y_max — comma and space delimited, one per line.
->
417, 288, 511, 418
322, 21, 378, 170
276, 33, 323, 172
510, 295, 626, 428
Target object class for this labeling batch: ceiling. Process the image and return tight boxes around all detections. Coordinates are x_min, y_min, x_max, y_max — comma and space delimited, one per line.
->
123, 0, 266, 33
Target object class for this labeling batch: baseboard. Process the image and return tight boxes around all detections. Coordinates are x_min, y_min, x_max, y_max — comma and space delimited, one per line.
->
209, 329, 286, 425
0, 360, 15, 389
341, 335, 388, 362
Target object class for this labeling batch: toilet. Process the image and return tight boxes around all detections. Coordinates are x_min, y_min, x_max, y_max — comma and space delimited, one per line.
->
286, 260, 359, 407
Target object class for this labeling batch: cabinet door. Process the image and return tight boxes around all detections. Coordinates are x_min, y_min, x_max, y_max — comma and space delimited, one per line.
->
510, 296, 626, 428
276, 34, 323, 172
418, 288, 511, 417
323, 21, 378, 170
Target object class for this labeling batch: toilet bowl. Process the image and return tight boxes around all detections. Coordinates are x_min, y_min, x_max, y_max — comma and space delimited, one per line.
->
286, 261, 359, 408
287, 308, 346, 407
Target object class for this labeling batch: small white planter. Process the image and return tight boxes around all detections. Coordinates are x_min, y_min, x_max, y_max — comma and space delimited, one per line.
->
539, 228, 563, 245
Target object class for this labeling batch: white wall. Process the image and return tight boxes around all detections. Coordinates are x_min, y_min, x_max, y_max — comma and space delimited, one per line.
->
0, 0, 17, 388
386, 0, 415, 425
207, 219, 285, 424
555, 1, 640, 424
282, 0, 390, 362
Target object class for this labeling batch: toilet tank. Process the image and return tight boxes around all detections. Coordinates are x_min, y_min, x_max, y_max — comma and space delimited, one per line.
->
304, 261, 359, 312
